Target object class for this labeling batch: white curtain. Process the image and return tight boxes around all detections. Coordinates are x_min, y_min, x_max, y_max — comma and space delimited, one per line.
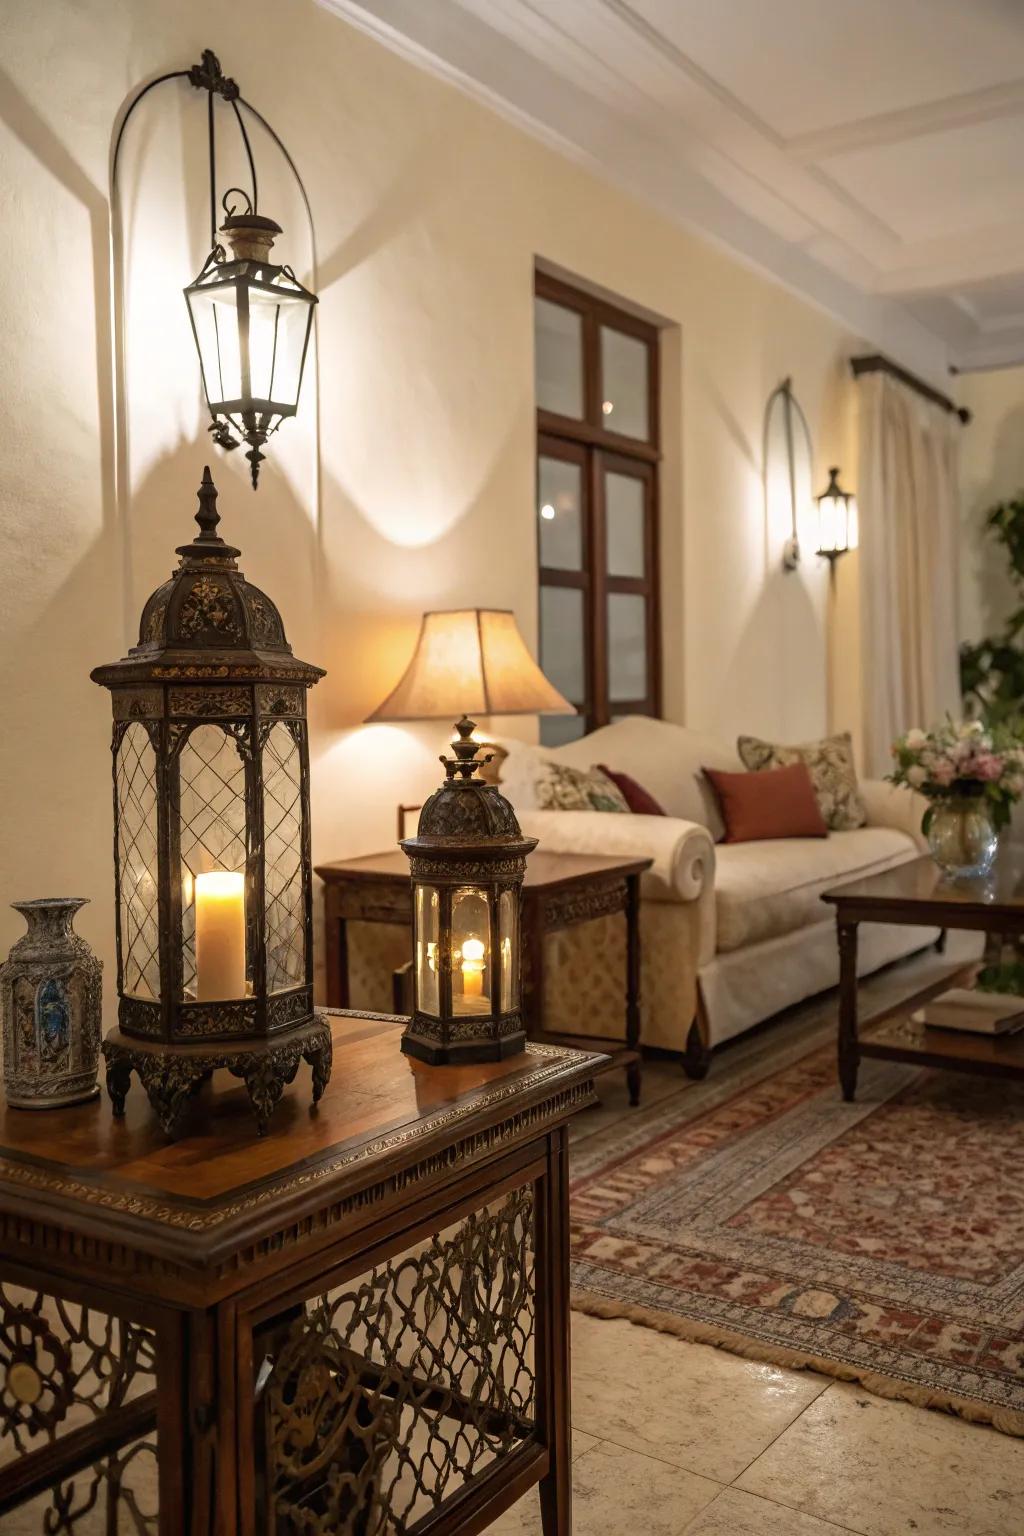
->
858, 371, 962, 776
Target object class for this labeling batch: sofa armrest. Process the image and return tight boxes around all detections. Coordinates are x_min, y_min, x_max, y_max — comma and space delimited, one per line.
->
860, 778, 928, 851
516, 809, 715, 903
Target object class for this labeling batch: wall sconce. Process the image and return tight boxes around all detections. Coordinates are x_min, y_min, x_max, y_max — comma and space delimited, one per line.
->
113, 49, 318, 489
763, 378, 813, 572
815, 467, 857, 566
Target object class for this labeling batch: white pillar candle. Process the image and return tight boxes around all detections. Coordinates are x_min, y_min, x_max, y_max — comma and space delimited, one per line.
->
195, 871, 246, 1001
461, 936, 486, 1000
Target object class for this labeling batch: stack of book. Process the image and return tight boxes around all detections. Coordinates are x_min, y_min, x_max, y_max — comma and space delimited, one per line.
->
913, 988, 1024, 1036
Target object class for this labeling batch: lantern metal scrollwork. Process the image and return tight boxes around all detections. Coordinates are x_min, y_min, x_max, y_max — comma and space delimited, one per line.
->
400, 718, 537, 1064
91, 468, 331, 1135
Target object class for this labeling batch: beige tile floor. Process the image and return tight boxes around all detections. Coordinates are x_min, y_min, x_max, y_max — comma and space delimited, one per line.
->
492, 935, 1024, 1536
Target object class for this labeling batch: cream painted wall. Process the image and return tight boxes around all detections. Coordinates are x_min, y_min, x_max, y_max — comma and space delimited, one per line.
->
957, 365, 1024, 645
0, 0, 864, 986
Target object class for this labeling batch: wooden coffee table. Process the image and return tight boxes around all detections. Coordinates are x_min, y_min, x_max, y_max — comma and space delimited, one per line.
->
822, 853, 1024, 1101
316, 849, 652, 1104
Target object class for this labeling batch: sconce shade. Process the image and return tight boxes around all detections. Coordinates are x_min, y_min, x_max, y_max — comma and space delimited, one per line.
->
815, 466, 858, 562
185, 212, 317, 489
366, 609, 575, 722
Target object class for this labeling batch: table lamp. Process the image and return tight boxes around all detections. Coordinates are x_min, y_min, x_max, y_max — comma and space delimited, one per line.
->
366, 609, 575, 832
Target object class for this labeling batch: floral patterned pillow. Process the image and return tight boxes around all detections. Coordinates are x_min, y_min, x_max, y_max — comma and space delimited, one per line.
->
736, 731, 867, 831
533, 761, 631, 813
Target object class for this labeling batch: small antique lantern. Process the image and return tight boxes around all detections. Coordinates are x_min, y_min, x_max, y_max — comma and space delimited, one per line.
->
815, 466, 857, 564
400, 717, 537, 1064
184, 198, 317, 489
91, 468, 331, 1134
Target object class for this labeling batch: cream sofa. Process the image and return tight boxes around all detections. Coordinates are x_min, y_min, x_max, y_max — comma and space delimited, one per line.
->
496, 716, 935, 1074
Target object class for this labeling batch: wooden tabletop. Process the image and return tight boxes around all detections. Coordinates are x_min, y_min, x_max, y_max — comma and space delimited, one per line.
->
822, 851, 1024, 922
0, 1013, 600, 1282
316, 849, 652, 889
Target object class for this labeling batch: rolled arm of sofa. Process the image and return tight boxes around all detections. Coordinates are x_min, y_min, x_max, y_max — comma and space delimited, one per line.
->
516, 809, 715, 903
860, 778, 928, 851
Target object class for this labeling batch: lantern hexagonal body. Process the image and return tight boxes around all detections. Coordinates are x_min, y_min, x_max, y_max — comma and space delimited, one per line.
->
816, 466, 858, 562
400, 718, 537, 1064
91, 468, 331, 1134
184, 212, 317, 489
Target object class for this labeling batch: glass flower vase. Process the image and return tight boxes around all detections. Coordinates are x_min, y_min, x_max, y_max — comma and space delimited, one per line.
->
926, 794, 998, 880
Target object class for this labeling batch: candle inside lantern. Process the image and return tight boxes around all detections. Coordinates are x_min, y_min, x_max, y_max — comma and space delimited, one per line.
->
461, 936, 486, 1000
195, 871, 246, 1001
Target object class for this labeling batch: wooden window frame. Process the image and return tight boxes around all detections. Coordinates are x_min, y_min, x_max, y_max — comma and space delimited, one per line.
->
535, 272, 661, 737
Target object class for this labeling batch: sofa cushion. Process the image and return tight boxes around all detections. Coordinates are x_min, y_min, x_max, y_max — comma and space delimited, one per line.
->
704, 762, 828, 843
713, 827, 918, 953
499, 716, 740, 837
737, 730, 867, 831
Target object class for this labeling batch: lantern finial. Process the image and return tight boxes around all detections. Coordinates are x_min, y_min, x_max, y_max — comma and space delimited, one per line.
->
440, 716, 492, 782
195, 466, 220, 540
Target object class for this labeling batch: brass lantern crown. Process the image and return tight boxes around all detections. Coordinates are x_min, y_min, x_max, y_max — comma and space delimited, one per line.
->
91, 468, 330, 1135
400, 718, 537, 1064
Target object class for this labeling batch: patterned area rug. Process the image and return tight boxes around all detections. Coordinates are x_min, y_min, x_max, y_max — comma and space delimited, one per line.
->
570, 1043, 1024, 1435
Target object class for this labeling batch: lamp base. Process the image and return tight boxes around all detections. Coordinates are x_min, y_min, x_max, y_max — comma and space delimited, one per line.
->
101, 1016, 333, 1138
400, 1023, 527, 1065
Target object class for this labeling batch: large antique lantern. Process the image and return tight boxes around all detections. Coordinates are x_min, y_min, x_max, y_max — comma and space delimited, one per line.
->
91, 468, 331, 1134
184, 200, 317, 490
400, 718, 537, 1064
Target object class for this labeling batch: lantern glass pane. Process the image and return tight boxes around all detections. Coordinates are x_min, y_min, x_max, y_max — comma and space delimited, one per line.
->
415, 885, 440, 1017
818, 493, 843, 554
499, 888, 519, 1013
115, 722, 160, 1000
263, 722, 305, 993
452, 887, 491, 1016
188, 283, 243, 406
178, 725, 249, 1001
249, 282, 311, 407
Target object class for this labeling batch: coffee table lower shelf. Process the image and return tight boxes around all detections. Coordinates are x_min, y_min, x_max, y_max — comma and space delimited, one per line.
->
861, 1016, 1024, 1080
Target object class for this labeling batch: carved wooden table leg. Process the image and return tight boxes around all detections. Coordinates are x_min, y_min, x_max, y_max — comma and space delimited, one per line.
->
625, 872, 643, 1107
837, 920, 860, 1102
538, 1127, 572, 1536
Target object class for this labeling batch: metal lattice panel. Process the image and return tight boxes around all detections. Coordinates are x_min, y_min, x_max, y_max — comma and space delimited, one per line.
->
10, 1436, 158, 1533
260, 1184, 536, 1534
178, 724, 248, 998
116, 724, 160, 1000
263, 723, 305, 994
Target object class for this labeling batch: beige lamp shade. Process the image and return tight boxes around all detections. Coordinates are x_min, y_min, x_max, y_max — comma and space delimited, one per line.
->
366, 609, 575, 722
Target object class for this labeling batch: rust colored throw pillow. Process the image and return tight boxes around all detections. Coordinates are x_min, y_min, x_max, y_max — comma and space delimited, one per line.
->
703, 762, 828, 843
597, 765, 666, 816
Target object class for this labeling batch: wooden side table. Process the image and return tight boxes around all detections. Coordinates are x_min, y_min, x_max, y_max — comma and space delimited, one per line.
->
317, 850, 652, 1104
0, 1011, 600, 1533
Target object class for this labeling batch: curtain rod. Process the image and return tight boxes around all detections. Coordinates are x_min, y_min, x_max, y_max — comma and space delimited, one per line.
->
850, 354, 971, 424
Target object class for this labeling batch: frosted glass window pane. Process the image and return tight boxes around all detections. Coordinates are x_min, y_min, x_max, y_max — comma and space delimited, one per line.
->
540, 586, 585, 703
499, 888, 519, 1013
608, 593, 647, 701
605, 473, 645, 577
540, 714, 585, 748
452, 887, 491, 1016
415, 885, 440, 1017
600, 327, 649, 439
538, 457, 583, 570
535, 298, 583, 418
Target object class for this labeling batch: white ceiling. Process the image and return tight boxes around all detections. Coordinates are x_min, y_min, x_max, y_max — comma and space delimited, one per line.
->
325, 0, 1024, 381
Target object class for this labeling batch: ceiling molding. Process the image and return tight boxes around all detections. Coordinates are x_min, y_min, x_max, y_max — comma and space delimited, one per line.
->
322, 0, 1024, 380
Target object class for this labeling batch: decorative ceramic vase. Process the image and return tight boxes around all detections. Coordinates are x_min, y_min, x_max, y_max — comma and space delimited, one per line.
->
0, 899, 102, 1108
926, 794, 998, 880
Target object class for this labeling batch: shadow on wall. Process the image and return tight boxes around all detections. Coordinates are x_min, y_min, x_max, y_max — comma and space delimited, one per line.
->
967, 404, 1024, 639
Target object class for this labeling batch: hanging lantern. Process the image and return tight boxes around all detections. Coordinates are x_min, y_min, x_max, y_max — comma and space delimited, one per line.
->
400, 718, 537, 1064
185, 200, 317, 490
816, 466, 857, 563
91, 468, 331, 1135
